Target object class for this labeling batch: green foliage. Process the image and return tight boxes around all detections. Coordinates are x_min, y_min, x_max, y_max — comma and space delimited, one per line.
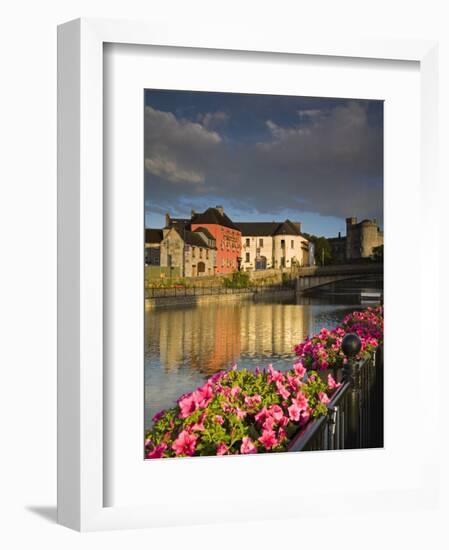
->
302, 233, 333, 265
223, 271, 252, 288
372, 244, 384, 261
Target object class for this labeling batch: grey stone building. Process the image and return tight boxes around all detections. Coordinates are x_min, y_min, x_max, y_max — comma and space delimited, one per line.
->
328, 217, 383, 262
160, 226, 217, 277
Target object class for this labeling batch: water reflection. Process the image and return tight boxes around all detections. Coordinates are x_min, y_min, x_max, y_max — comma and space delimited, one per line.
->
144, 276, 382, 428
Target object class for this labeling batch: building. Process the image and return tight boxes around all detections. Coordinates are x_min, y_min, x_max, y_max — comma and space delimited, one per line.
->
327, 232, 346, 263
160, 226, 217, 277
345, 217, 383, 261
166, 206, 242, 275
328, 217, 384, 262
144, 229, 163, 265
235, 220, 311, 271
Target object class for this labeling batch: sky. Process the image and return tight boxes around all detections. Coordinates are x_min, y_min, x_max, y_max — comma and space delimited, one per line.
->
144, 90, 383, 237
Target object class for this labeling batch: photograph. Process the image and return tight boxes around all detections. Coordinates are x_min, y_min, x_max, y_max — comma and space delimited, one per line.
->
143, 89, 384, 459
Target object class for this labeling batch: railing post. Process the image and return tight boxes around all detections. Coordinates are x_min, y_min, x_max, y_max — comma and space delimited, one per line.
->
342, 333, 362, 449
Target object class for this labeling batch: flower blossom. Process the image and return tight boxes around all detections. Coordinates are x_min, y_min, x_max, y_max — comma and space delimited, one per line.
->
240, 436, 258, 454
172, 430, 197, 456
258, 429, 278, 450
216, 443, 228, 455
146, 442, 167, 459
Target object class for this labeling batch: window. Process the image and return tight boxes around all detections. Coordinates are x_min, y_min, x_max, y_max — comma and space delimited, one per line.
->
199, 248, 203, 259
259, 238, 263, 247
206, 249, 209, 259
291, 240, 294, 249
246, 238, 250, 247
246, 252, 250, 263
192, 248, 196, 258
281, 240, 285, 248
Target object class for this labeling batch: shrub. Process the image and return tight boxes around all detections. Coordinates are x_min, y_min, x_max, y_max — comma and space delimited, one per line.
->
223, 271, 251, 288
144, 306, 383, 459
294, 306, 383, 370
145, 364, 341, 458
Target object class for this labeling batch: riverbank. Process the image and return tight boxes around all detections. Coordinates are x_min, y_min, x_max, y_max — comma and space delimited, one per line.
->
145, 287, 295, 309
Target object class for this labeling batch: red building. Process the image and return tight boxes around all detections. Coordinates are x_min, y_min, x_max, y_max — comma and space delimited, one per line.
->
190, 206, 242, 274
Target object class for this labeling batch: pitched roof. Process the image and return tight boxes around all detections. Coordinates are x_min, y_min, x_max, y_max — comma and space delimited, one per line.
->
236, 219, 304, 237
171, 227, 215, 249
145, 228, 163, 244
193, 226, 215, 241
273, 220, 302, 236
167, 217, 191, 230
191, 207, 240, 231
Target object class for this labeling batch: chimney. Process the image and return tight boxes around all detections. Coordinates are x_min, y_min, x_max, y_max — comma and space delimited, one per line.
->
165, 213, 170, 227
346, 216, 357, 226
215, 205, 224, 215
338, 231, 341, 238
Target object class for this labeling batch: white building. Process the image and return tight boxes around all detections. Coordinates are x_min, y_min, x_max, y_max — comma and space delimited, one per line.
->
236, 220, 311, 271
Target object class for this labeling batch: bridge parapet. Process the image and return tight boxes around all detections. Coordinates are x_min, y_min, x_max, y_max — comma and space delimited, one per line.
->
297, 262, 383, 278
295, 263, 383, 294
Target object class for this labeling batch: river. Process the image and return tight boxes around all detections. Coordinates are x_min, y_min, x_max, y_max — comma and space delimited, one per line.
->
144, 276, 382, 429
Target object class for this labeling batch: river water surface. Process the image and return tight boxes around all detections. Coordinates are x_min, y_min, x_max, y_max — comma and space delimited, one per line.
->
144, 276, 382, 429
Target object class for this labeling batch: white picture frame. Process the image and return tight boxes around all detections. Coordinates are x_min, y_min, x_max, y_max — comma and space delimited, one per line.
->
57, 17, 440, 531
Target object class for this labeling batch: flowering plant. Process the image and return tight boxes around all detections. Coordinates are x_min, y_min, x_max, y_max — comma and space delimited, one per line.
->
145, 364, 341, 458
145, 306, 383, 458
294, 306, 383, 371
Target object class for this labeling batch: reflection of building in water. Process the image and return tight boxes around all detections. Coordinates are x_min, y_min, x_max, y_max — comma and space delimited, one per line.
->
239, 303, 311, 359
149, 302, 314, 376
152, 305, 242, 375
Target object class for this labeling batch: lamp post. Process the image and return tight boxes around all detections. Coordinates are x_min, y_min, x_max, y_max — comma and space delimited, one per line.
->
341, 333, 362, 448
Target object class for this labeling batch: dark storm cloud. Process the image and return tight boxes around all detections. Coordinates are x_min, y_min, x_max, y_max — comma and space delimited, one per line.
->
144, 97, 383, 224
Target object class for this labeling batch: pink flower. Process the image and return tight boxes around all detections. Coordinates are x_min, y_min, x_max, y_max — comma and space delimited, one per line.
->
172, 430, 197, 456
276, 380, 290, 399
268, 364, 284, 383
146, 442, 167, 459
240, 436, 257, 454
318, 391, 330, 405
293, 362, 306, 378
255, 406, 269, 425
244, 394, 261, 407
286, 373, 300, 392
263, 416, 276, 431
268, 404, 284, 423
194, 383, 213, 408
258, 429, 278, 450
288, 402, 302, 422
278, 415, 289, 427
235, 407, 247, 420
294, 391, 308, 411
216, 443, 228, 456
152, 410, 165, 423
278, 427, 287, 442
214, 414, 224, 425
230, 386, 241, 397
327, 373, 341, 390
178, 394, 198, 418
190, 412, 207, 431
298, 410, 311, 426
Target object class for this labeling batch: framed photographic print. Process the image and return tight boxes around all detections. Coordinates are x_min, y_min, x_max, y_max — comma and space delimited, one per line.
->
58, 18, 440, 531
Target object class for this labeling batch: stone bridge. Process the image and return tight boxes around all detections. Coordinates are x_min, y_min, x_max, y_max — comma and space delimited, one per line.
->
296, 263, 383, 294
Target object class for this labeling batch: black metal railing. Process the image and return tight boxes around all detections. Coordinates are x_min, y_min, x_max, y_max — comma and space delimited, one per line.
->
288, 345, 383, 452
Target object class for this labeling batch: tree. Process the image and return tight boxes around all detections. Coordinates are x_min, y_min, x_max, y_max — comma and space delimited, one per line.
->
372, 244, 384, 261
302, 233, 333, 266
